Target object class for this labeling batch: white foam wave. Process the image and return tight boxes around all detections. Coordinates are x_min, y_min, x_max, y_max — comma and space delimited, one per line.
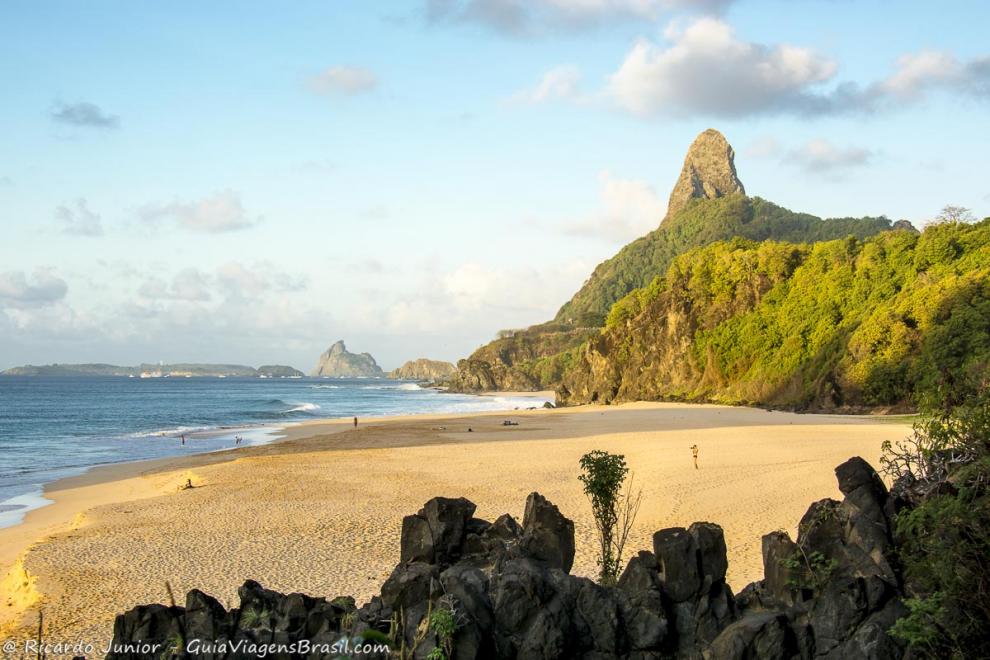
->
287, 402, 321, 413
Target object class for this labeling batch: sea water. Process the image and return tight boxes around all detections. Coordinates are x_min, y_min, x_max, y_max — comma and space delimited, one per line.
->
0, 376, 549, 527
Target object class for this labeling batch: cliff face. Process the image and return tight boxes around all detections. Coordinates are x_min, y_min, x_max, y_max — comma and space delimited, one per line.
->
388, 358, 456, 381
446, 325, 598, 392
664, 128, 745, 219
310, 340, 384, 378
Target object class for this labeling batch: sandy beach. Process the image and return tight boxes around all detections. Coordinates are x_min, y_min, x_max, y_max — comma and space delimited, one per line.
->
0, 401, 911, 650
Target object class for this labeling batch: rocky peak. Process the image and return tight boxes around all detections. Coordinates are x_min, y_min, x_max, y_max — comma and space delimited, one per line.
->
310, 340, 384, 378
665, 128, 745, 219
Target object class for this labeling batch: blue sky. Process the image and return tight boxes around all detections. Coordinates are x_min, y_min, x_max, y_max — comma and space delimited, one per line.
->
1, 0, 988, 371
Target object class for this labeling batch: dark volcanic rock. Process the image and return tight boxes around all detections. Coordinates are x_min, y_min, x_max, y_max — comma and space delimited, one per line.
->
519, 491, 576, 572
108, 458, 915, 659
400, 496, 477, 566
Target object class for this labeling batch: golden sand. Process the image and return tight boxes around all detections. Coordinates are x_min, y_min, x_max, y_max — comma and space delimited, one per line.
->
0, 401, 910, 648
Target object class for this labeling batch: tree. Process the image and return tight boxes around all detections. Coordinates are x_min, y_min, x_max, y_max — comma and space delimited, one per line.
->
935, 205, 975, 224
578, 450, 643, 585
883, 387, 990, 658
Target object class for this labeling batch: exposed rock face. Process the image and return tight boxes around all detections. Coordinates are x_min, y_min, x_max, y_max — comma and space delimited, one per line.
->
388, 358, 456, 381
665, 128, 745, 219
310, 340, 384, 378
108, 457, 911, 659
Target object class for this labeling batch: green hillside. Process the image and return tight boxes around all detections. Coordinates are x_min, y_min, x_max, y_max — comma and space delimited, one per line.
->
448, 195, 896, 391
558, 219, 990, 410
555, 194, 895, 327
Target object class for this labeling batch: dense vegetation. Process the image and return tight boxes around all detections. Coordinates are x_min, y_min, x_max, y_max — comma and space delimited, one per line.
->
555, 194, 894, 327
882, 385, 990, 658
449, 194, 894, 391
559, 219, 990, 410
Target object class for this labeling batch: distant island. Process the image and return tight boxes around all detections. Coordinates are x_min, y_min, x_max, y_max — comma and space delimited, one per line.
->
0, 362, 304, 378
388, 358, 456, 381
310, 340, 384, 377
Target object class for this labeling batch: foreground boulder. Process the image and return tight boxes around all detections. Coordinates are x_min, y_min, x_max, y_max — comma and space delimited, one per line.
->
108, 457, 912, 659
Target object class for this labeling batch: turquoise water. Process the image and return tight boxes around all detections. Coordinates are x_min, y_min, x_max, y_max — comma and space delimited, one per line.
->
0, 376, 548, 527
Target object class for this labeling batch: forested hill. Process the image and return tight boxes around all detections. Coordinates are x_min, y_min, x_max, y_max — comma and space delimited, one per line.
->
558, 219, 990, 411
554, 193, 896, 327
447, 129, 900, 393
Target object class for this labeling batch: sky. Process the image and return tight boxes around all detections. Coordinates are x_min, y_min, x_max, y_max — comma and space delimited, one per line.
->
1, 0, 988, 371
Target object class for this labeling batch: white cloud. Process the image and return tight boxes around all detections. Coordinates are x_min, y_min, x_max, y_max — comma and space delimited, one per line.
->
308, 66, 379, 95
562, 171, 666, 240
139, 190, 258, 233
785, 139, 873, 177
0, 269, 68, 307
607, 18, 836, 117
879, 50, 990, 100
55, 198, 103, 236
511, 65, 584, 103
217, 261, 307, 298
604, 19, 990, 119
425, 0, 733, 35
138, 269, 212, 302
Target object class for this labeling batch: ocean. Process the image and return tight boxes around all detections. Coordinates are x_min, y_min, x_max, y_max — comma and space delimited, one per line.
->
0, 376, 549, 528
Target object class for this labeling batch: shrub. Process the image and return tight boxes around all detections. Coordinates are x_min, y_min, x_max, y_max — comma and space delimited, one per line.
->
579, 450, 642, 585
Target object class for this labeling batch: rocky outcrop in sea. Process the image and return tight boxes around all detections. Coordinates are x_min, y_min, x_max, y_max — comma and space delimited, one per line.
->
106, 457, 914, 658
310, 340, 384, 378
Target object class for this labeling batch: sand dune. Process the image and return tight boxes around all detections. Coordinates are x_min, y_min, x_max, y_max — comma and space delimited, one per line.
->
0, 402, 910, 649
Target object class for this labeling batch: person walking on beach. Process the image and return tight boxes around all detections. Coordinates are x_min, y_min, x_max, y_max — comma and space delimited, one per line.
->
181, 434, 185, 446
690, 444, 699, 470
353, 416, 358, 429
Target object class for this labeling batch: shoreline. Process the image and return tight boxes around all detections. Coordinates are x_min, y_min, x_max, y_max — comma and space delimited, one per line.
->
0, 399, 910, 645
0, 391, 555, 632
0, 387, 557, 529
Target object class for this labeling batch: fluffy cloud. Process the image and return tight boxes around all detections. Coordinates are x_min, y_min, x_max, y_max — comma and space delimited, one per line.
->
55, 198, 103, 236
747, 136, 874, 178
563, 171, 665, 240
139, 190, 258, 233
425, 0, 733, 35
50, 101, 120, 129
607, 18, 836, 117
136, 262, 307, 303
308, 66, 379, 95
785, 139, 873, 177
217, 261, 307, 298
0, 269, 68, 307
878, 50, 990, 100
138, 269, 212, 302
606, 19, 990, 118
511, 65, 584, 103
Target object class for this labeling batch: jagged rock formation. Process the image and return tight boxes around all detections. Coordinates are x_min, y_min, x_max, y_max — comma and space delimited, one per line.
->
107, 457, 914, 659
446, 326, 598, 393
310, 340, 384, 378
665, 128, 745, 219
388, 358, 456, 381
447, 129, 894, 394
